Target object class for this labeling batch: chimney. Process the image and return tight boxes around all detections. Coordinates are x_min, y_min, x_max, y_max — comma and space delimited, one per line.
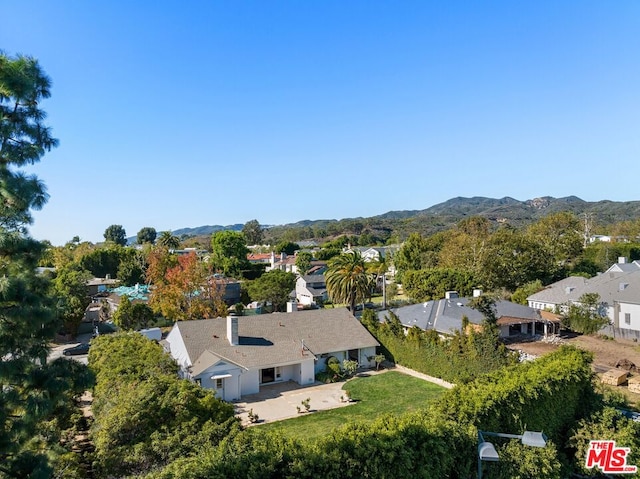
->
619, 257, 627, 264
619, 282, 629, 291
280, 252, 286, 261
227, 315, 239, 346
473, 289, 483, 298
445, 291, 458, 299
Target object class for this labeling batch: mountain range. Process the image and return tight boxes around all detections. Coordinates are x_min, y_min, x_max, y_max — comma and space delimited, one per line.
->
167, 196, 640, 239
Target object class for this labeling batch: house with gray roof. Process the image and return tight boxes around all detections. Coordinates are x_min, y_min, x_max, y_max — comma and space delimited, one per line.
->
527, 276, 589, 313
165, 308, 379, 401
605, 257, 640, 274
527, 266, 640, 339
295, 275, 328, 306
378, 291, 557, 338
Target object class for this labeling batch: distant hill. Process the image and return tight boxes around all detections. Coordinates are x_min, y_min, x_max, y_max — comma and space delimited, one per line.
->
171, 224, 244, 237
162, 196, 640, 242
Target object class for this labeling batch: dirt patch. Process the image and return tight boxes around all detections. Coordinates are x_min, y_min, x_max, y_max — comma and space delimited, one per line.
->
506, 333, 640, 405
506, 334, 640, 371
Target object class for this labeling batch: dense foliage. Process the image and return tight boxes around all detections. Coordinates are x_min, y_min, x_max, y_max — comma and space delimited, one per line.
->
136, 346, 619, 479
364, 309, 518, 383
246, 270, 296, 312
103, 224, 127, 246
325, 251, 370, 311
146, 249, 226, 320
562, 292, 610, 334
89, 334, 238, 477
0, 52, 93, 477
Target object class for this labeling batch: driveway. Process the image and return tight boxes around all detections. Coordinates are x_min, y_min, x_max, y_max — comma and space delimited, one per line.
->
48, 333, 92, 366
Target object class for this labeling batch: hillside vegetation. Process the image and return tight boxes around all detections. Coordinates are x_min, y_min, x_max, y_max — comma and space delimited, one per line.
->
170, 196, 640, 245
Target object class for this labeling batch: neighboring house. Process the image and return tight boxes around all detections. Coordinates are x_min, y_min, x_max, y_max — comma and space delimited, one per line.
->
86, 276, 120, 296
527, 266, 640, 338
343, 245, 399, 278
378, 291, 558, 338
307, 260, 328, 275
165, 308, 379, 401
526, 276, 589, 312
604, 257, 640, 273
589, 235, 613, 243
247, 253, 272, 265
170, 248, 209, 256
343, 245, 399, 263
209, 275, 241, 305
268, 252, 298, 273
295, 275, 328, 306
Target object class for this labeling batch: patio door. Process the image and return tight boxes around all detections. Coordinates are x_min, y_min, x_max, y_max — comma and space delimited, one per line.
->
261, 367, 275, 384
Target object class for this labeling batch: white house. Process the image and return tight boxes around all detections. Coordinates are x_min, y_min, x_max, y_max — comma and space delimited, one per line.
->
165, 308, 379, 401
527, 267, 640, 339
295, 275, 328, 306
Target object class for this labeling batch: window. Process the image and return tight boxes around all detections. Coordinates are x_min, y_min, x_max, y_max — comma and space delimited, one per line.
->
625, 313, 631, 325
215, 378, 223, 389
195, 378, 201, 386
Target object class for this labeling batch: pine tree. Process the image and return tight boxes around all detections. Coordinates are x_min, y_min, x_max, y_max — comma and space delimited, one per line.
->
1, 52, 92, 476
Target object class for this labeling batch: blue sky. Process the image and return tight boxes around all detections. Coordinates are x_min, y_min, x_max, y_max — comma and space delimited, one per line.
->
2, 1, 639, 245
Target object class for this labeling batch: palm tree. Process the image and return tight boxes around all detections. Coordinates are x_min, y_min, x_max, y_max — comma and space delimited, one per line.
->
157, 231, 180, 249
325, 251, 370, 313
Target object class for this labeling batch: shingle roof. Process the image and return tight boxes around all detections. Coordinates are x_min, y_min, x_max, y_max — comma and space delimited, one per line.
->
174, 308, 379, 371
527, 276, 589, 305
379, 298, 541, 335
528, 271, 640, 307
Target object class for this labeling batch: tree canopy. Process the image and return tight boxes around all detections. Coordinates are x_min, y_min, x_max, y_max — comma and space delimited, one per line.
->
210, 230, 250, 278
0, 52, 92, 477
242, 219, 263, 245
247, 270, 296, 312
325, 251, 370, 312
137, 226, 157, 244
104, 224, 127, 245
157, 230, 180, 249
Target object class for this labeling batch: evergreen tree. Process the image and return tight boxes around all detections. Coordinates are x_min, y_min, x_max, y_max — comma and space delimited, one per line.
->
0, 52, 92, 476
104, 224, 127, 246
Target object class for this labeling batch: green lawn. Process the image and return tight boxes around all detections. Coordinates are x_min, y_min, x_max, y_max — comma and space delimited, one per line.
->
257, 371, 446, 442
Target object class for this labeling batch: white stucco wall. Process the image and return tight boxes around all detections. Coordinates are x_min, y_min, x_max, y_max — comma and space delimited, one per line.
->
278, 364, 297, 382
314, 347, 378, 373
299, 359, 315, 385
196, 363, 243, 401
359, 347, 377, 368
166, 325, 191, 376
618, 302, 640, 331
240, 369, 260, 396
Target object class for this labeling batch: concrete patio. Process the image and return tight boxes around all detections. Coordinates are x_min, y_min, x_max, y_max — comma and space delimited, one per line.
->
234, 376, 364, 426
